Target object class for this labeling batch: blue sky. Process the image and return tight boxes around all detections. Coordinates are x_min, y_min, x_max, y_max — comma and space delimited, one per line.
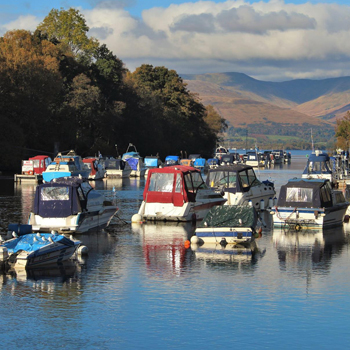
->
1, 0, 350, 81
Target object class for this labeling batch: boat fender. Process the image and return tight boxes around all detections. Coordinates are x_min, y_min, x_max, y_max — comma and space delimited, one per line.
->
344, 215, 350, 223
260, 199, 265, 211
131, 214, 143, 223
190, 235, 203, 245
273, 197, 278, 206
220, 238, 227, 247
268, 197, 273, 208
77, 245, 89, 255
248, 200, 253, 207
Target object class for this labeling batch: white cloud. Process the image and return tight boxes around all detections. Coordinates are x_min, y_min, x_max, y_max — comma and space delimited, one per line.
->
2, 15, 39, 33
2, 1, 350, 81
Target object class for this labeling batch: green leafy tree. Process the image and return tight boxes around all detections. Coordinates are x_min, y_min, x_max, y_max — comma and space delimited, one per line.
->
37, 8, 99, 62
335, 111, 350, 150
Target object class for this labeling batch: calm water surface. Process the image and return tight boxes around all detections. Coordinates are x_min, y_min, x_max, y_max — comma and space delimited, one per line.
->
0, 151, 350, 349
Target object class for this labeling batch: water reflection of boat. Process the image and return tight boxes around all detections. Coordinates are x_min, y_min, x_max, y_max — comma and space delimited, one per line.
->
131, 222, 195, 277
273, 228, 347, 273
190, 242, 261, 272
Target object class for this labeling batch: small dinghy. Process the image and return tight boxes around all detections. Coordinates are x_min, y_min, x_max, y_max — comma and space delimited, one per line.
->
191, 205, 260, 245
0, 229, 81, 268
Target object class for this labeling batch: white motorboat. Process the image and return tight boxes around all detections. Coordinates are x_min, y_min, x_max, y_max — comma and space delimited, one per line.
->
83, 158, 106, 180
206, 164, 276, 211
191, 205, 260, 245
270, 178, 349, 229
134, 165, 226, 222
302, 150, 333, 183
0, 231, 80, 268
28, 177, 118, 233
102, 157, 132, 178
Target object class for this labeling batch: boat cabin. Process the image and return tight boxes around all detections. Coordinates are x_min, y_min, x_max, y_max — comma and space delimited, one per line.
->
102, 158, 128, 170
21, 155, 52, 175
164, 155, 180, 166
277, 178, 343, 208
302, 151, 333, 182
206, 164, 263, 193
143, 166, 207, 205
32, 177, 89, 219
219, 153, 237, 165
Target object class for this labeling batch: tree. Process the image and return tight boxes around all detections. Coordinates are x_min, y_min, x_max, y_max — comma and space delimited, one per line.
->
335, 111, 350, 150
204, 105, 227, 134
37, 8, 99, 62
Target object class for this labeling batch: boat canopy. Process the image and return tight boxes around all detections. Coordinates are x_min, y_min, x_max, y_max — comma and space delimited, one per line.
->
206, 165, 261, 193
143, 166, 206, 206
103, 158, 126, 170
3, 233, 75, 254
122, 151, 139, 160
145, 157, 160, 167
126, 157, 140, 170
199, 205, 257, 229
165, 156, 180, 166
194, 158, 206, 167
303, 153, 332, 176
277, 178, 333, 208
33, 178, 87, 218
207, 158, 219, 166
220, 154, 236, 164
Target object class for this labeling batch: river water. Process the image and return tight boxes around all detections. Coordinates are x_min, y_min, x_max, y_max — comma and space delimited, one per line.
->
0, 151, 350, 349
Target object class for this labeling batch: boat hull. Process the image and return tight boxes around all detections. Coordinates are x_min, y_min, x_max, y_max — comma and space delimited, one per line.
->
194, 227, 255, 244
28, 207, 118, 233
271, 204, 348, 229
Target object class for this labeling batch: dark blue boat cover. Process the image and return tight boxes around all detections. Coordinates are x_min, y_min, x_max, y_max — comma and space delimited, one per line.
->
126, 157, 139, 170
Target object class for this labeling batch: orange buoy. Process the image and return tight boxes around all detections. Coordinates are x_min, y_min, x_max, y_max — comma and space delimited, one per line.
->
184, 240, 191, 248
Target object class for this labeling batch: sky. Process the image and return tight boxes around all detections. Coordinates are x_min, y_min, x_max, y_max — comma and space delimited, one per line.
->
1, 0, 350, 81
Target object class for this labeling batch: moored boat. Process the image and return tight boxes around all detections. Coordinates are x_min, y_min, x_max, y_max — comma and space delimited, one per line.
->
302, 150, 333, 183
28, 177, 118, 233
270, 178, 349, 229
206, 164, 276, 210
134, 165, 226, 222
42, 150, 90, 182
102, 157, 132, 178
122, 144, 146, 177
191, 205, 260, 245
83, 157, 106, 180
14, 155, 52, 183
0, 230, 81, 268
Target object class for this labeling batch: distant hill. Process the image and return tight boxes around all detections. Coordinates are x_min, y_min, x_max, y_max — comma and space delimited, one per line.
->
182, 72, 350, 148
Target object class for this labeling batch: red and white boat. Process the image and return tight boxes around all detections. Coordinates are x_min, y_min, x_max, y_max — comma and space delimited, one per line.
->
14, 155, 52, 183
135, 166, 226, 222
83, 158, 106, 180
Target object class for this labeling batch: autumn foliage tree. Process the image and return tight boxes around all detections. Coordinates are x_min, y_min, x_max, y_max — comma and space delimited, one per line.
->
335, 111, 350, 150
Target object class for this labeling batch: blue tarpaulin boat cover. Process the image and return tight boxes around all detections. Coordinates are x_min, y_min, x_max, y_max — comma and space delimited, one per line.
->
194, 158, 206, 167
126, 157, 139, 170
144, 158, 158, 167
3, 233, 75, 254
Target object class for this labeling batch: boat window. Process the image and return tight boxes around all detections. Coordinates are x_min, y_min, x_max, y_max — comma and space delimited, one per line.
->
320, 185, 331, 205
85, 163, 92, 169
149, 173, 174, 192
208, 171, 227, 187
191, 172, 205, 189
286, 188, 313, 202
41, 186, 69, 201
238, 171, 250, 188
184, 174, 194, 191
247, 168, 261, 187
175, 173, 182, 193
77, 187, 85, 201
33, 160, 40, 167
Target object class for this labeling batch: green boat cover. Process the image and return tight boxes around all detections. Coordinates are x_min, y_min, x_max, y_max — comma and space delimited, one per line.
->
199, 205, 257, 229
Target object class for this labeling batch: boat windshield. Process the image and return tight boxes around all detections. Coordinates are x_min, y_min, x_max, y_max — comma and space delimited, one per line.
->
149, 173, 174, 192
286, 188, 313, 203
239, 168, 261, 187
208, 171, 237, 188
41, 186, 69, 201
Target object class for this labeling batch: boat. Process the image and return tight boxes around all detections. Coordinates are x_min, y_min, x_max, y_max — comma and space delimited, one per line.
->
219, 153, 238, 166
207, 158, 219, 168
271, 150, 283, 164
101, 157, 132, 178
0, 230, 80, 268
164, 155, 180, 167
179, 159, 194, 166
144, 156, 163, 177
270, 178, 349, 229
245, 150, 265, 167
206, 164, 276, 210
134, 165, 226, 222
214, 145, 229, 162
82, 158, 106, 180
42, 150, 90, 182
14, 155, 52, 183
191, 205, 260, 245
193, 158, 209, 174
302, 150, 333, 183
283, 151, 291, 163
28, 177, 119, 233
122, 143, 146, 177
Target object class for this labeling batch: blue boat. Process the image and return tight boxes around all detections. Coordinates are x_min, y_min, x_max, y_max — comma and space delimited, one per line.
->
42, 150, 90, 182
193, 158, 209, 173
1, 228, 80, 268
164, 155, 180, 166
122, 144, 146, 177
207, 158, 219, 168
